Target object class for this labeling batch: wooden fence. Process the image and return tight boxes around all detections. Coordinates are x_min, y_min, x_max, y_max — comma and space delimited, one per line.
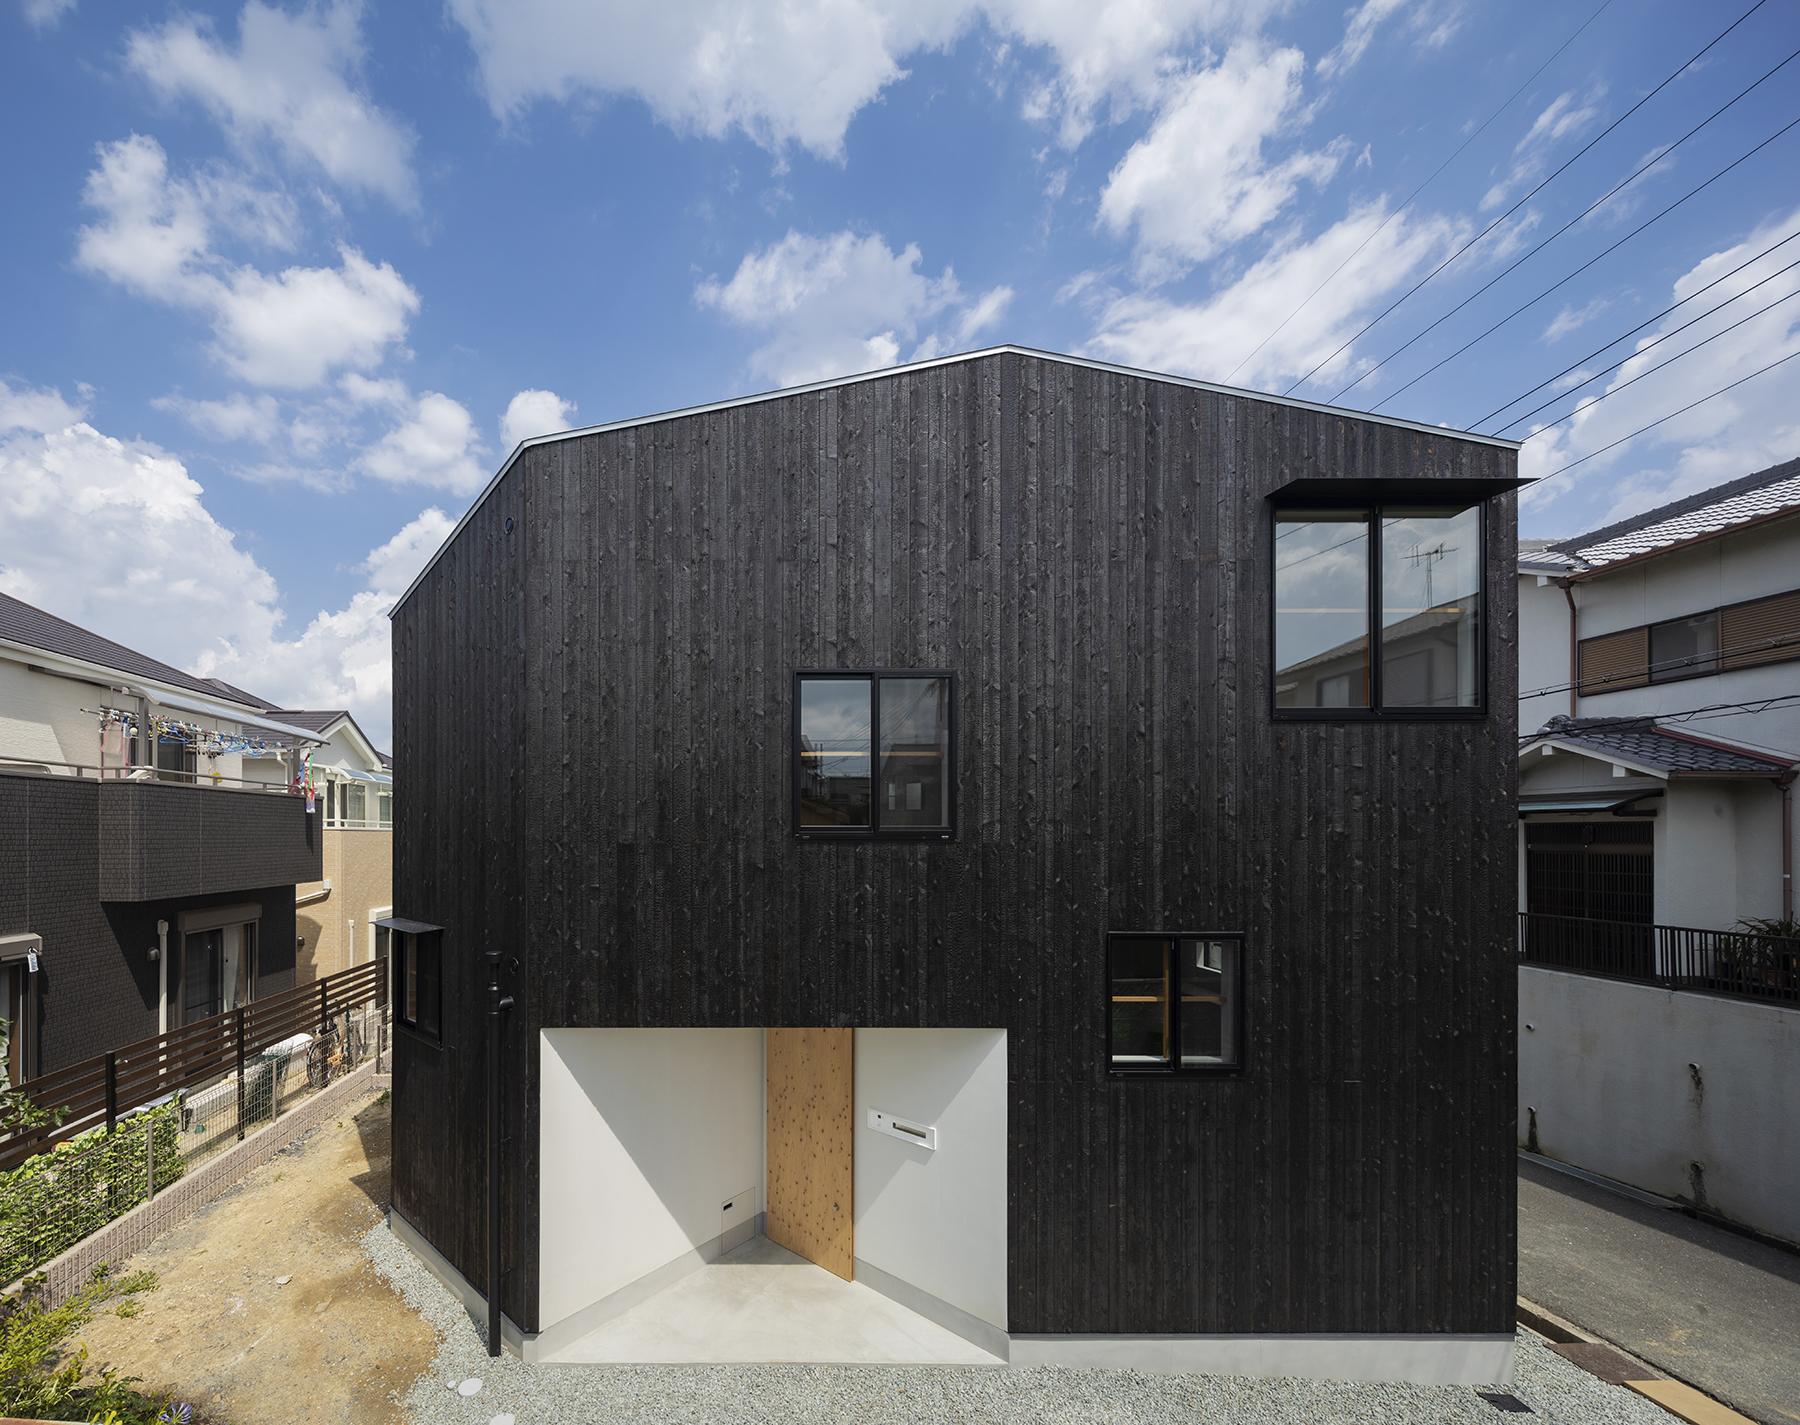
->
0, 959, 387, 1172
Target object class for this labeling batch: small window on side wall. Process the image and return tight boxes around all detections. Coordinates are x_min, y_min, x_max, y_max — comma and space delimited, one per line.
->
1108, 933, 1243, 1074
795, 672, 954, 838
393, 929, 442, 1042
1275, 504, 1484, 716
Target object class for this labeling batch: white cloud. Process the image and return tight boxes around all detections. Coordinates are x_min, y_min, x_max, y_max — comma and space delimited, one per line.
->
1521, 207, 1800, 524
20, 0, 74, 29
695, 229, 1011, 386
1099, 44, 1346, 273
153, 391, 282, 443
1080, 201, 1460, 390
0, 411, 449, 748
500, 388, 578, 449
955, 285, 1015, 344
1482, 90, 1601, 211
446, 0, 1279, 158
1542, 297, 1610, 343
126, 1, 417, 208
76, 136, 418, 390
0, 378, 84, 434
358, 391, 488, 494
1315, 0, 1461, 80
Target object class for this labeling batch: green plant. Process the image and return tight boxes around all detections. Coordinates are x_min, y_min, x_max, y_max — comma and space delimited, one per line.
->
1734, 916, 1800, 938
0, 1266, 173, 1424
0, 1106, 185, 1284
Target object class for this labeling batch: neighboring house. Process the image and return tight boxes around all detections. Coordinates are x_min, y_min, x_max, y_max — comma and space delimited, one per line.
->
246, 710, 394, 983
1515, 457, 1800, 1245
383, 347, 1523, 1381
0, 591, 323, 1080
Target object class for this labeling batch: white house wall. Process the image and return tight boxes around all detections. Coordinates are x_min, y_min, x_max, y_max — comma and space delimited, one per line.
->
1521, 966, 1800, 1244
537, 1028, 764, 1333
853, 1028, 1008, 1332
1517, 574, 1572, 734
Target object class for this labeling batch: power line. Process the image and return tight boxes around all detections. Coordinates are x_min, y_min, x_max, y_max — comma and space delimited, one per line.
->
1281, 0, 1773, 398
1519, 626, 1800, 701
1222, 0, 1617, 384
1473, 226, 1800, 429
1519, 692, 1800, 740
1364, 113, 1800, 412
1333, 46, 1800, 405
1527, 347, 1800, 488
1512, 285, 1800, 438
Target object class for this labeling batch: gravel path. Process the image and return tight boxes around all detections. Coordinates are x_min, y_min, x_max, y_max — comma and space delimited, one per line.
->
365, 1220, 1682, 1425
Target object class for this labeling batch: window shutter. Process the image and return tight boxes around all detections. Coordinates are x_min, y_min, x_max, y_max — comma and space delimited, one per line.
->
1721, 589, 1800, 670
1578, 626, 1649, 695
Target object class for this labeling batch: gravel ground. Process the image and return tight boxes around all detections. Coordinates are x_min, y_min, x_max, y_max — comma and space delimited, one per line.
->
365, 1220, 1682, 1425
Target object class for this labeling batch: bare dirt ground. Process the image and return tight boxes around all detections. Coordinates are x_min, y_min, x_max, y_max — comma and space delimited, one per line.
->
76, 1090, 437, 1425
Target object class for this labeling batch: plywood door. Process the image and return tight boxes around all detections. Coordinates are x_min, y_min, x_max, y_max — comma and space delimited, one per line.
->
765, 1027, 854, 1280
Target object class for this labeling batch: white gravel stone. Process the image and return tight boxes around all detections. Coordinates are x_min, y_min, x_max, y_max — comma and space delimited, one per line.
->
364, 1220, 1684, 1425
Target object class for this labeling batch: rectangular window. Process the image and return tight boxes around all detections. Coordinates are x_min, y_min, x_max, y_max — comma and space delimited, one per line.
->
377, 790, 394, 828
393, 929, 442, 1041
1275, 503, 1484, 717
343, 782, 368, 826
796, 672, 954, 837
1649, 611, 1720, 682
1107, 933, 1243, 1073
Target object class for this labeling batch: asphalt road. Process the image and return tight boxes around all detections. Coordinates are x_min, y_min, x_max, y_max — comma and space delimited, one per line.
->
1519, 1156, 1800, 1425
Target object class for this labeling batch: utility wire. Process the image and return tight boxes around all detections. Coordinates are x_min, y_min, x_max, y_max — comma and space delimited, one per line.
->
1526, 347, 1800, 488
1511, 285, 1800, 437
1365, 113, 1800, 412
1333, 47, 1800, 405
1519, 692, 1800, 739
1473, 226, 1800, 429
1222, 0, 1617, 384
1281, 0, 1773, 397
1518, 628, 1800, 701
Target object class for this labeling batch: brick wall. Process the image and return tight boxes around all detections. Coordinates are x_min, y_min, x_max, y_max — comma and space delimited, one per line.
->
98, 780, 321, 900
296, 827, 393, 980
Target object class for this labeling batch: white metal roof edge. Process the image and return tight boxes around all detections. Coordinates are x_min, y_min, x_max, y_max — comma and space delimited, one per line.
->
133, 686, 326, 744
388, 343, 1523, 619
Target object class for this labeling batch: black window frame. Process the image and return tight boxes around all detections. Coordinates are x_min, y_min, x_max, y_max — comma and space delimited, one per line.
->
792, 670, 957, 841
1105, 931, 1247, 1078
1271, 501, 1488, 722
392, 928, 443, 1044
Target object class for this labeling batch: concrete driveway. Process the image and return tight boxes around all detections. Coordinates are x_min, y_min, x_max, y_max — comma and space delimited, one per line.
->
1519, 1156, 1800, 1425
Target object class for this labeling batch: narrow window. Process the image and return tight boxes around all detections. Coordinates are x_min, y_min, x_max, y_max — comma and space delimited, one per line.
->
796, 672, 954, 837
1275, 511, 1370, 709
1381, 506, 1482, 708
1274, 503, 1485, 717
394, 929, 443, 1042
1649, 611, 1721, 682
1108, 933, 1244, 1073
343, 781, 368, 827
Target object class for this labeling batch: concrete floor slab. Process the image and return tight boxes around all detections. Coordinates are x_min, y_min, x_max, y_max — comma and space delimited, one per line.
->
549, 1236, 1004, 1366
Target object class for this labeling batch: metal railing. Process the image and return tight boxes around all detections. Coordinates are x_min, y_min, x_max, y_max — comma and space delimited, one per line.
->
0, 755, 296, 794
1518, 912, 1800, 1006
0, 959, 388, 1172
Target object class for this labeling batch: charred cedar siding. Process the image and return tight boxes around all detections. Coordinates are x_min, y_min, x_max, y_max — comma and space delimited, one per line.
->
389, 350, 1519, 1337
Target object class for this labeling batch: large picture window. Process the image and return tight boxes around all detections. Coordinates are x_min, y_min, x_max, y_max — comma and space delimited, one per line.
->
1108, 933, 1243, 1074
1275, 503, 1484, 716
795, 672, 954, 838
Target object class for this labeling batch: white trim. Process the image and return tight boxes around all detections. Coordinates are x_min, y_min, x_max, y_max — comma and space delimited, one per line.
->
0, 933, 42, 959
388, 344, 1522, 618
1518, 739, 1672, 781
0, 638, 267, 720
133, 686, 324, 744
1007, 1333, 1514, 1385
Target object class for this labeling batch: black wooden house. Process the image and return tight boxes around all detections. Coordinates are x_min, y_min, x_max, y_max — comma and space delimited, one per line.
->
384, 346, 1522, 1381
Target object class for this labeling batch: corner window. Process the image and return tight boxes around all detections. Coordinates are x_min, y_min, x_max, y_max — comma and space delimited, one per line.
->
1274, 504, 1484, 716
393, 929, 442, 1041
1649, 611, 1720, 681
795, 672, 953, 838
1107, 933, 1243, 1073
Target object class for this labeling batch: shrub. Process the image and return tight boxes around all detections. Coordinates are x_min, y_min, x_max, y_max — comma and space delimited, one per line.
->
0, 1106, 185, 1285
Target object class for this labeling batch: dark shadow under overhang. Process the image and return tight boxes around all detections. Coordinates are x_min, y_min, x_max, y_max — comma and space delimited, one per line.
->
1269, 475, 1532, 505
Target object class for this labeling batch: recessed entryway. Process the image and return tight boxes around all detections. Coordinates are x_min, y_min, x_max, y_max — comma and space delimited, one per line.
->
536, 1026, 1007, 1365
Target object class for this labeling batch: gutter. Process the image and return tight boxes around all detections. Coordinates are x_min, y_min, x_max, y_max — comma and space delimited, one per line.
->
1559, 580, 1579, 718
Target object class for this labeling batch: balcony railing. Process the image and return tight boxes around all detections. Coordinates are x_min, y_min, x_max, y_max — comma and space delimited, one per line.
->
0, 755, 294, 793
1518, 912, 1800, 1006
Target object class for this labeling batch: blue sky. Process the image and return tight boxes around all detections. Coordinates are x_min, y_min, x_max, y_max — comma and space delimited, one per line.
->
2, 0, 1797, 747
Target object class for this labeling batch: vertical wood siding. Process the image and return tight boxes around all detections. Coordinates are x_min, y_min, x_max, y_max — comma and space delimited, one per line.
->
390, 351, 1519, 1336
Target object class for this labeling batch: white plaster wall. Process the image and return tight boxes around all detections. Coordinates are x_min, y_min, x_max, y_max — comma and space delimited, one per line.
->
1654, 782, 1741, 930
538, 1028, 764, 1331
1521, 966, 1800, 1244
1517, 573, 1571, 735
0, 659, 111, 768
853, 1029, 1007, 1330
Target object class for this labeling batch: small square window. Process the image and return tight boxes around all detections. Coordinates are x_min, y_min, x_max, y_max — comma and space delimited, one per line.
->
393, 929, 442, 1042
795, 672, 954, 838
1108, 933, 1243, 1074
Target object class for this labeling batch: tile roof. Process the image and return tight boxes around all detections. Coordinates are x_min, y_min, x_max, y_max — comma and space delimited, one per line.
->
0, 590, 270, 709
1526, 714, 1794, 776
1546, 455, 1800, 570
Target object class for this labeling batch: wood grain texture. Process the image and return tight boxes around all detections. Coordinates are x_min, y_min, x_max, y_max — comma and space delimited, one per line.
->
765, 1027, 854, 1280
389, 350, 1519, 1337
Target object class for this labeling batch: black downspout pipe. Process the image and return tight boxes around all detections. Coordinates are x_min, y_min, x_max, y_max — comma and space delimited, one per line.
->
486, 947, 514, 1357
